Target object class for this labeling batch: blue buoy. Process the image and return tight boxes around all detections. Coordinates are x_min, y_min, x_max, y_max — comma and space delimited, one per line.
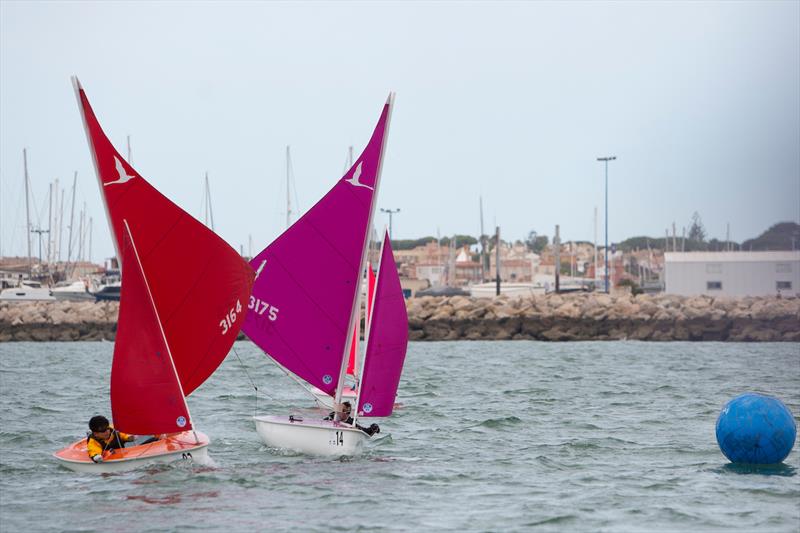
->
716, 393, 797, 464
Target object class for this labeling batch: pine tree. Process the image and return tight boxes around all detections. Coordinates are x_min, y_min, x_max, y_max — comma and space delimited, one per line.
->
688, 212, 706, 243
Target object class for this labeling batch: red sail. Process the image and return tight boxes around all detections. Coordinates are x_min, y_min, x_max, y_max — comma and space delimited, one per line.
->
74, 78, 254, 396
111, 223, 192, 435
346, 262, 377, 376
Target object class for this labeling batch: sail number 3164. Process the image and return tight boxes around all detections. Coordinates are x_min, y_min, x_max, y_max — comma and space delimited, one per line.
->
219, 299, 243, 335
249, 296, 278, 322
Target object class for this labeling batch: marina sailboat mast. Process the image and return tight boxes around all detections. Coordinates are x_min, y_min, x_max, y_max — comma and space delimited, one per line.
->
332, 93, 395, 411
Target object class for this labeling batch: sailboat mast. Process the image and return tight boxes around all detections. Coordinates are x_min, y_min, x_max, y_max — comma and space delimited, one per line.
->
54, 179, 61, 264
58, 186, 65, 263
47, 182, 53, 265
286, 146, 292, 229
23, 149, 32, 275
204, 172, 215, 231
78, 205, 85, 262
479, 196, 485, 280
333, 94, 395, 411
67, 172, 77, 268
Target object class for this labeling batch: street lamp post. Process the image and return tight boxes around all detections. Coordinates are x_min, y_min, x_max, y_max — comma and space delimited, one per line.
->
596, 156, 616, 293
380, 208, 400, 239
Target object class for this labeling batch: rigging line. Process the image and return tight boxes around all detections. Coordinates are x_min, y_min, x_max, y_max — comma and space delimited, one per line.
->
231, 345, 301, 413
231, 345, 259, 418
257, 343, 328, 404
291, 167, 300, 216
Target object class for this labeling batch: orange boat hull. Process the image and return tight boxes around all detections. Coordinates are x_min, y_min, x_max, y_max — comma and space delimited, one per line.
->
53, 430, 210, 473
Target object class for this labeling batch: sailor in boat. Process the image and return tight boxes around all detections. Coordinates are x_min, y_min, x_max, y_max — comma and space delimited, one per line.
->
323, 402, 381, 437
86, 415, 135, 463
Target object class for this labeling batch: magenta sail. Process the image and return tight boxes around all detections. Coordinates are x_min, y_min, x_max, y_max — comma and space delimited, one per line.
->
357, 231, 409, 417
243, 99, 392, 395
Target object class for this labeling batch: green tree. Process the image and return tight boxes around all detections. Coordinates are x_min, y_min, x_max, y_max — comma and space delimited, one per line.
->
440, 235, 478, 247
525, 230, 548, 254
688, 212, 706, 243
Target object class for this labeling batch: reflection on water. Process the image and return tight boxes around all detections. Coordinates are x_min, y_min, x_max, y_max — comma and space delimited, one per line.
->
127, 491, 220, 505
719, 462, 797, 477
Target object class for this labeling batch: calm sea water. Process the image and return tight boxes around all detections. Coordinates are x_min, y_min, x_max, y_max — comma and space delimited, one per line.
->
1, 341, 798, 532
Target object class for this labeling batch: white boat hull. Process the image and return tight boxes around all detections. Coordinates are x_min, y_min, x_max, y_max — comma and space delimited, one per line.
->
254, 415, 368, 456
0, 287, 54, 301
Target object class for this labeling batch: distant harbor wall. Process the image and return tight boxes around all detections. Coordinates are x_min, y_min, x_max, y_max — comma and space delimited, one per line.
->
1, 293, 798, 342
407, 293, 799, 342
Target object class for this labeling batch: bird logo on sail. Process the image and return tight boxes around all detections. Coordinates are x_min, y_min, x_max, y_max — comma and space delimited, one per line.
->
343, 162, 373, 190
255, 259, 267, 279
105, 156, 137, 186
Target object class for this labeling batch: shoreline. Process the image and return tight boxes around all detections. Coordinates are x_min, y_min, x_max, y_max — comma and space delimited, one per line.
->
1, 293, 798, 342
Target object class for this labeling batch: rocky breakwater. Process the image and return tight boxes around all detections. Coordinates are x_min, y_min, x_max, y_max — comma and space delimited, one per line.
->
0, 301, 118, 342
2, 293, 798, 342
406, 293, 800, 342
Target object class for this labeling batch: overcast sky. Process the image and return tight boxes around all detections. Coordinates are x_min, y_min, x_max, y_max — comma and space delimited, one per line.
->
1, 1, 798, 262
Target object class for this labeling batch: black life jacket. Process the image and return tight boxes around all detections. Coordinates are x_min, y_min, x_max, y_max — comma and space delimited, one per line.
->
86, 429, 126, 452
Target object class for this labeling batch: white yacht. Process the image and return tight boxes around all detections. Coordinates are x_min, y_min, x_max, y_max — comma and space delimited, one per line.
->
51, 280, 94, 301
0, 280, 55, 301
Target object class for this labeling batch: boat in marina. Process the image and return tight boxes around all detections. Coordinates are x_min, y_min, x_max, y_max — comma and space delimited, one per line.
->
51, 279, 94, 301
92, 282, 121, 302
53, 77, 254, 472
0, 280, 55, 301
245, 94, 398, 456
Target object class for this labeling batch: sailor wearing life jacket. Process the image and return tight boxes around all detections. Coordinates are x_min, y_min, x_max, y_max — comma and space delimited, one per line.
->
323, 401, 381, 436
87, 415, 135, 462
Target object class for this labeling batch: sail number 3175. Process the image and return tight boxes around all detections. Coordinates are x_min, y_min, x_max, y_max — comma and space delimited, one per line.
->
249, 296, 278, 322
219, 299, 243, 335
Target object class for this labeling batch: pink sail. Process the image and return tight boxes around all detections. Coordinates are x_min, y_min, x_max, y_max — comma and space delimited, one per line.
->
111, 222, 192, 435
243, 97, 393, 395
357, 231, 409, 417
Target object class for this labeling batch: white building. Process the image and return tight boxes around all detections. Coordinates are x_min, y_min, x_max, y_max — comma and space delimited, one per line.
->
664, 251, 800, 297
